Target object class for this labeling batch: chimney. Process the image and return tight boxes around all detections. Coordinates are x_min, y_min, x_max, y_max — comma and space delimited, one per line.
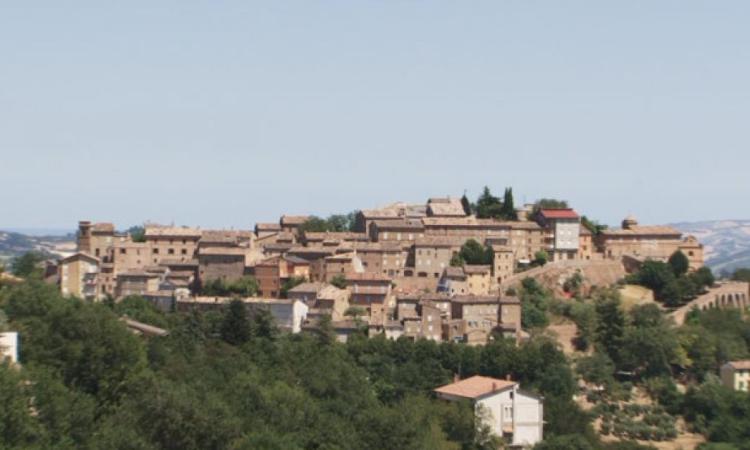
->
492, 382, 497, 391
453, 374, 460, 383
506, 374, 511, 381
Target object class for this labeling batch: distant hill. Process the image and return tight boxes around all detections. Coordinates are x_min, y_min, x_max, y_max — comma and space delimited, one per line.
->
671, 220, 750, 276
0, 230, 77, 265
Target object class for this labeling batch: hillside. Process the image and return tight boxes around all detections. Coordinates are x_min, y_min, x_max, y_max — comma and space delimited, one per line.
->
671, 220, 750, 275
0, 230, 76, 265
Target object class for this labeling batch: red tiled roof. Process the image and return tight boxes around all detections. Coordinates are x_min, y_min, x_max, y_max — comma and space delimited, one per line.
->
540, 209, 579, 220
434, 375, 516, 399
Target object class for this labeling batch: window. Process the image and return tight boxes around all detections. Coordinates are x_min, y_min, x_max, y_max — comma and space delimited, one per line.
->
168, 248, 175, 255
182, 249, 187, 255
153, 249, 159, 254
120, 248, 126, 254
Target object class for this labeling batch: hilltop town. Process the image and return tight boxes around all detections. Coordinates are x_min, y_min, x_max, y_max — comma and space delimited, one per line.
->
54, 189, 705, 346
4, 188, 750, 450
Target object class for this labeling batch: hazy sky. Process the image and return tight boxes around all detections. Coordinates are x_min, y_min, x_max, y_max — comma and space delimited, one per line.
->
2, 1, 749, 231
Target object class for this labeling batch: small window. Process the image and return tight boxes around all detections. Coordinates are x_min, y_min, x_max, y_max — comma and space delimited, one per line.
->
168, 248, 175, 255
182, 249, 187, 255
153, 249, 159, 254
120, 248, 126, 254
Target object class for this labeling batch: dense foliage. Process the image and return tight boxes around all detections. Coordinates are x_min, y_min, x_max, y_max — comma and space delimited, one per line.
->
0, 280, 610, 450
200, 275, 259, 297
473, 186, 517, 220
450, 239, 494, 267
625, 257, 714, 307
299, 213, 357, 234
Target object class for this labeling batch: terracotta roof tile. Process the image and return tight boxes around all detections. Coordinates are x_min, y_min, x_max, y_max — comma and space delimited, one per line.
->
434, 375, 516, 399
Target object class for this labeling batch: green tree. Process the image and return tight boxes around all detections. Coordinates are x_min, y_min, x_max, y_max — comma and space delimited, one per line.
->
576, 352, 615, 388
229, 276, 260, 297
581, 216, 607, 235
0, 364, 42, 447
500, 187, 517, 220
533, 250, 549, 267
449, 253, 465, 267
594, 289, 626, 365
475, 186, 503, 219
298, 216, 329, 233
458, 239, 493, 265
330, 274, 347, 289
668, 251, 690, 277
731, 268, 750, 282
11, 251, 45, 278
220, 300, 252, 345
460, 193, 473, 215
128, 226, 146, 243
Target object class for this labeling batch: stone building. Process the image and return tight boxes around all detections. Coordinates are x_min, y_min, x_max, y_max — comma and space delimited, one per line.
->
492, 245, 515, 286
252, 255, 310, 298
144, 225, 201, 265
426, 197, 467, 217
413, 236, 463, 279
197, 247, 248, 284
369, 219, 425, 243
596, 216, 704, 270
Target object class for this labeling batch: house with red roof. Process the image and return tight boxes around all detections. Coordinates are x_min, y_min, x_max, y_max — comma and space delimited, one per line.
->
536, 208, 581, 262
434, 375, 543, 448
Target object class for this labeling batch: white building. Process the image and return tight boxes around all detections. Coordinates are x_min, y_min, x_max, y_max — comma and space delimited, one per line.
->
0, 332, 19, 364
434, 375, 543, 448
537, 209, 581, 262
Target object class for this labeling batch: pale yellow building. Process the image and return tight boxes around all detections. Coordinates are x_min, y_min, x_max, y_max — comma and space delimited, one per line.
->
721, 360, 750, 392
59, 252, 101, 301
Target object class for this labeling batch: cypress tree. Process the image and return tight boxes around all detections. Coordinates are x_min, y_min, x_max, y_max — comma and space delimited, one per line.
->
460, 193, 473, 216
220, 299, 252, 345
501, 187, 517, 220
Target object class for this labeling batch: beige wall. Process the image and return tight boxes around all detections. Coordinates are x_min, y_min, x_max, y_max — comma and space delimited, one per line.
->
60, 257, 99, 300
415, 246, 455, 278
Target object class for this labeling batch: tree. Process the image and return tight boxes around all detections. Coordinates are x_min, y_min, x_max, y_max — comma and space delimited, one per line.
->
581, 216, 607, 235
626, 260, 677, 302
298, 216, 330, 233
594, 289, 626, 365
330, 274, 347, 289
500, 187, 517, 220
668, 251, 690, 277
533, 250, 549, 267
576, 352, 615, 388
449, 253, 464, 267
127, 226, 146, 243
230, 276, 259, 297
458, 239, 493, 265
460, 193, 473, 216
11, 251, 45, 278
475, 187, 503, 219
0, 365, 42, 447
731, 268, 750, 282
220, 299, 251, 345
251, 308, 278, 340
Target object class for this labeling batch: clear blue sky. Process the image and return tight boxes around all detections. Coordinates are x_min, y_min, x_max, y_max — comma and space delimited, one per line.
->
2, 1, 749, 231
